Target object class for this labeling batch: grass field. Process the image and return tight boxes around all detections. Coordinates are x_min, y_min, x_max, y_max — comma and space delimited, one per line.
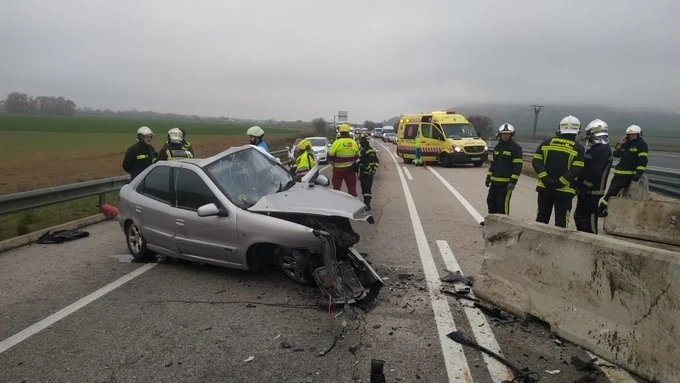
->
0, 114, 309, 241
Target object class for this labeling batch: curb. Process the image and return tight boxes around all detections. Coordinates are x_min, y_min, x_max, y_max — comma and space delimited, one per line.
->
0, 214, 114, 254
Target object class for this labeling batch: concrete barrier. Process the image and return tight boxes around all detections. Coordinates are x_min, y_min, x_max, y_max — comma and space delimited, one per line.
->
474, 214, 680, 383
604, 196, 680, 246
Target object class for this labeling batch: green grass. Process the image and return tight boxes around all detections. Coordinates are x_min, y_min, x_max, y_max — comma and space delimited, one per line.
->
0, 114, 300, 135
0, 192, 120, 241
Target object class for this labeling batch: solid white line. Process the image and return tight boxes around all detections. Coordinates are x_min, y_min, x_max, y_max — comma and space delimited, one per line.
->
428, 167, 485, 224
403, 167, 414, 181
0, 263, 157, 354
437, 240, 514, 382
380, 143, 472, 382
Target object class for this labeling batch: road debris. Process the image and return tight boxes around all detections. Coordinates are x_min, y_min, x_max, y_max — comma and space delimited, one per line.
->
440, 270, 474, 285
244, 356, 254, 362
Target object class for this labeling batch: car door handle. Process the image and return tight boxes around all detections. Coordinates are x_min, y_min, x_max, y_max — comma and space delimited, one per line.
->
175, 219, 185, 226
135, 206, 142, 213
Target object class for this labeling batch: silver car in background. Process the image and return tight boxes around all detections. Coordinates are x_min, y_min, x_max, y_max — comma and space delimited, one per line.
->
117, 145, 382, 304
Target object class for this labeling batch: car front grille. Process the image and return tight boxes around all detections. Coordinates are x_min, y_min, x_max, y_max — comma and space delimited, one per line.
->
464, 145, 485, 154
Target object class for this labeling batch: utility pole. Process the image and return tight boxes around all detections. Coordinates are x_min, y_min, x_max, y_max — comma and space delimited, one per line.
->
531, 105, 544, 142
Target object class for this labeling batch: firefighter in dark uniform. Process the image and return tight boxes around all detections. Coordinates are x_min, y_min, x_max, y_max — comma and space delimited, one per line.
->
598, 125, 648, 217
122, 126, 157, 180
485, 123, 523, 215
532, 115, 586, 228
358, 133, 379, 210
574, 119, 613, 233
178, 127, 193, 154
158, 127, 195, 160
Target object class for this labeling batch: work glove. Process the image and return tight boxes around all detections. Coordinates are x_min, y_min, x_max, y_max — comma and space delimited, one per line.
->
542, 177, 557, 189
485, 178, 491, 187
632, 173, 642, 182
507, 183, 515, 190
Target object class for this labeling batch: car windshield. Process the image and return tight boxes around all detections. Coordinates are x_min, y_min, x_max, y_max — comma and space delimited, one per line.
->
308, 138, 326, 147
440, 123, 479, 139
204, 147, 295, 209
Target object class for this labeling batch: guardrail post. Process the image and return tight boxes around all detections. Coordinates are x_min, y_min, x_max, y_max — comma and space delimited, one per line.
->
98, 192, 106, 208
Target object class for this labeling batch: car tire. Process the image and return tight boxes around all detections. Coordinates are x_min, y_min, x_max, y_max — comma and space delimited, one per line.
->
440, 153, 452, 168
277, 249, 313, 285
125, 221, 153, 261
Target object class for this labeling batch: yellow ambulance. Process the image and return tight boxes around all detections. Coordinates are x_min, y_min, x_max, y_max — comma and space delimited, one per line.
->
396, 111, 489, 167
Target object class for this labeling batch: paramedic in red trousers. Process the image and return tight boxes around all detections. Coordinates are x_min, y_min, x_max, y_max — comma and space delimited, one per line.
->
531, 115, 586, 228
484, 123, 523, 219
329, 124, 360, 196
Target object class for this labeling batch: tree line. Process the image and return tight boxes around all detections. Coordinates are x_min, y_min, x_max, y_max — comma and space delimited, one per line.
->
1, 92, 77, 116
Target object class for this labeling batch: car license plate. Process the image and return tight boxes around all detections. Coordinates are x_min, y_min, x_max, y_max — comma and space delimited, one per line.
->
470, 157, 481, 161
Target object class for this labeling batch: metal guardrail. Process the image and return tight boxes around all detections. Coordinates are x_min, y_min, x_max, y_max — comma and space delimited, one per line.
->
521, 152, 680, 198
0, 149, 289, 216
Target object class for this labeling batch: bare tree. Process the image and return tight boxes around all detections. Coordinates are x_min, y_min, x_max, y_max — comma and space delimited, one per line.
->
467, 114, 494, 139
363, 120, 377, 131
311, 117, 327, 135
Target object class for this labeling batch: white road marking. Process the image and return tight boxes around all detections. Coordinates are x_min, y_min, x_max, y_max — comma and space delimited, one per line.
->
427, 167, 485, 224
402, 167, 413, 181
437, 240, 514, 382
428, 166, 638, 383
0, 263, 157, 354
381, 143, 473, 382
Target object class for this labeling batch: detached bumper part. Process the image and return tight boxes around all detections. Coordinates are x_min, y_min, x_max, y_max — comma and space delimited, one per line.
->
312, 231, 383, 304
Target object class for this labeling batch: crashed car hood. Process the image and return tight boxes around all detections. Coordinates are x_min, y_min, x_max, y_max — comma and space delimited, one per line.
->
248, 183, 370, 221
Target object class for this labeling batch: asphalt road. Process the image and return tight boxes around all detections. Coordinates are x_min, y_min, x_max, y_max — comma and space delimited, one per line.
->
0, 142, 650, 383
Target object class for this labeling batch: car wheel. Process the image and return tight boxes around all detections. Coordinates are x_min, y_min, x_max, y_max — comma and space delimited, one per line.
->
440, 153, 452, 168
473, 161, 484, 167
277, 249, 313, 285
125, 221, 152, 260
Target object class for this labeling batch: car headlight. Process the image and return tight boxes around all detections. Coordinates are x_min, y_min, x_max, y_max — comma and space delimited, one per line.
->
453, 145, 462, 152
484, 145, 488, 151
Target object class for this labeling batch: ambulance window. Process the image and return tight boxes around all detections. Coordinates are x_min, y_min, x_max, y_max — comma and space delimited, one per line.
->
431, 126, 445, 140
404, 124, 418, 139
421, 124, 432, 138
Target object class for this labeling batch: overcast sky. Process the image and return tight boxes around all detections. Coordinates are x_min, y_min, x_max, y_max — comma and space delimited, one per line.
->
2, 0, 678, 122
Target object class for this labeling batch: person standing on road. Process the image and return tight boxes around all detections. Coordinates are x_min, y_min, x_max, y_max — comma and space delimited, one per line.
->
485, 123, 523, 216
329, 124, 360, 196
158, 127, 194, 160
574, 119, 613, 233
598, 125, 648, 217
531, 115, 586, 228
294, 139, 316, 181
247, 125, 270, 153
358, 133, 379, 210
413, 131, 422, 166
122, 126, 157, 180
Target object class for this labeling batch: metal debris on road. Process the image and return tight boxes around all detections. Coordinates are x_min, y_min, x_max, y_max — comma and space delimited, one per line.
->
440, 270, 474, 285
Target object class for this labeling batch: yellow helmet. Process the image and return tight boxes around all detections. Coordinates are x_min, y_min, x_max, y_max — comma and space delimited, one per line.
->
338, 124, 351, 133
297, 139, 312, 151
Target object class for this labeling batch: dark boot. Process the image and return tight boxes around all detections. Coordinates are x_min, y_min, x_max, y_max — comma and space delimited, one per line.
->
364, 196, 372, 211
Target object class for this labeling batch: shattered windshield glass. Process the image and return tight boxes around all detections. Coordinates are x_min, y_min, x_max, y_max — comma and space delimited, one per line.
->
440, 123, 479, 139
205, 147, 295, 208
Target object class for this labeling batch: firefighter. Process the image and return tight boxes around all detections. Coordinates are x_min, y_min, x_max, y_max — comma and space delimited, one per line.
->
413, 131, 422, 166
158, 127, 195, 160
122, 126, 157, 180
531, 115, 586, 228
247, 125, 270, 152
598, 125, 648, 217
329, 124, 360, 196
294, 139, 316, 181
358, 134, 379, 210
485, 123, 523, 215
178, 127, 193, 154
574, 119, 613, 233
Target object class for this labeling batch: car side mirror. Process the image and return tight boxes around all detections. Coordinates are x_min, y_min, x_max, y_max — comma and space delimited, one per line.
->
315, 174, 330, 186
197, 203, 228, 217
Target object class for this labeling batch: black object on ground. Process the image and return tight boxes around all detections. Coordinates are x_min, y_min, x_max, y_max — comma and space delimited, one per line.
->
440, 270, 474, 285
370, 359, 386, 383
36, 230, 90, 244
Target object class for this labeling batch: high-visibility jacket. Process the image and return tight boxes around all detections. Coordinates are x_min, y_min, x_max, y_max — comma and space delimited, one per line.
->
329, 137, 359, 169
359, 146, 379, 174
414, 135, 421, 148
295, 151, 316, 178
575, 143, 612, 195
612, 138, 648, 177
532, 135, 585, 195
158, 143, 194, 161
486, 139, 523, 186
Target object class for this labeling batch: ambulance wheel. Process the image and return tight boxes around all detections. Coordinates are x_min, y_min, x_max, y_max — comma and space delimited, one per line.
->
403, 158, 413, 164
440, 154, 452, 168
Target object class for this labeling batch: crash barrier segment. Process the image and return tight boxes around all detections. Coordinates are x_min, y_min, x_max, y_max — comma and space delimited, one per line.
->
520, 152, 680, 199
0, 149, 288, 216
474, 214, 680, 383
603, 197, 680, 246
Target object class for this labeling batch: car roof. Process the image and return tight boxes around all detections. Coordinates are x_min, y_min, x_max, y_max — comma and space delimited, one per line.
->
305, 136, 327, 140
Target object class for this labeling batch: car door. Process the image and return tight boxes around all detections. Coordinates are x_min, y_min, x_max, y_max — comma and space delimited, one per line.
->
172, 167, 242, 267
135, 165, 179, 253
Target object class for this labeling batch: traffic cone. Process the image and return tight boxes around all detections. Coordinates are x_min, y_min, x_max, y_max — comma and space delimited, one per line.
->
99, 203, 119, 218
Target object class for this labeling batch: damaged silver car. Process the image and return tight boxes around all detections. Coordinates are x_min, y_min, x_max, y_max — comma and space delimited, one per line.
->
117, 145, 382, 304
